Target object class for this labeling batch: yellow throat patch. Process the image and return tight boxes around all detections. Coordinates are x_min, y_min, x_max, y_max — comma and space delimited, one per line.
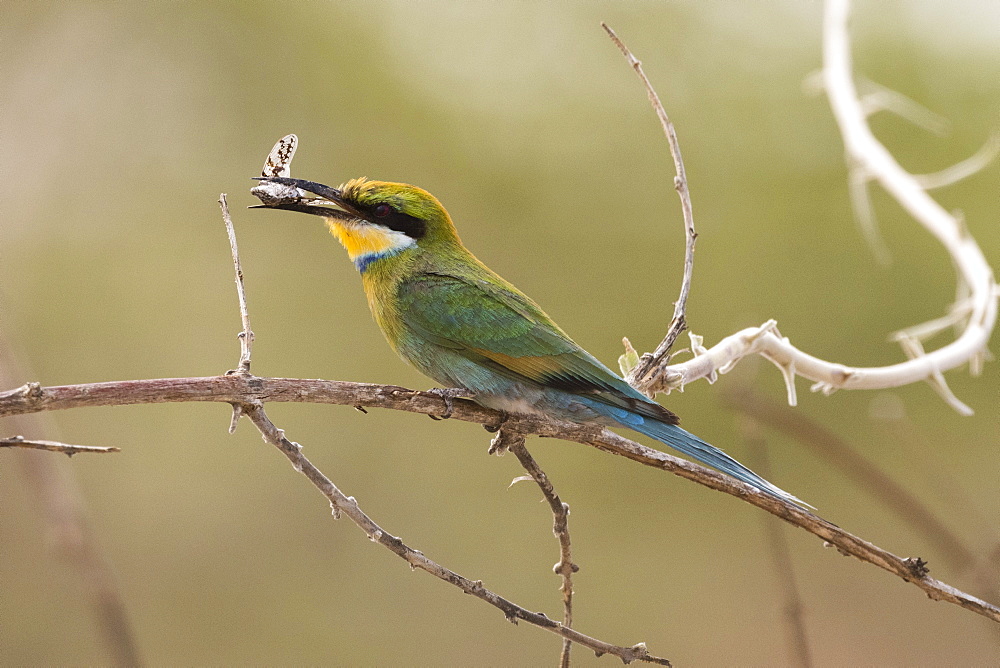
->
326, 219, 410, 261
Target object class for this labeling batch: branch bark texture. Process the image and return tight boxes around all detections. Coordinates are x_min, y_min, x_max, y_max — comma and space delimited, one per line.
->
2, 375, 998, 625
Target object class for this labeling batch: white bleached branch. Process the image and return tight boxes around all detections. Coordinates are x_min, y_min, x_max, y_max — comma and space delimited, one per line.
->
637, 0, 997, 416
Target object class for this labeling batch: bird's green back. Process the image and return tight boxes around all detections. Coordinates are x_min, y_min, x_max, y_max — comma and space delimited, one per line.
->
329, 179, 677, 424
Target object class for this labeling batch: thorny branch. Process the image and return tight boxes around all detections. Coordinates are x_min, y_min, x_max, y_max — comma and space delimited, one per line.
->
621, 1, 997, 414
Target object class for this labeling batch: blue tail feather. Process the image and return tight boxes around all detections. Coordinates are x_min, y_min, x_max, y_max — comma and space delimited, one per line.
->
589, 400, 809, 507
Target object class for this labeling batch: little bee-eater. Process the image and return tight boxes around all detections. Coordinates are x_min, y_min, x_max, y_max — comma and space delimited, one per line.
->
257, 176, 803, 506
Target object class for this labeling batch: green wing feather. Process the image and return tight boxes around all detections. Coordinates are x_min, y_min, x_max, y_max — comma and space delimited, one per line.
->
396, 272, 678, 424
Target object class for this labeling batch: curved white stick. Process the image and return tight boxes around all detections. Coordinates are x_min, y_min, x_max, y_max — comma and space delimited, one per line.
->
649, 0, 997, 415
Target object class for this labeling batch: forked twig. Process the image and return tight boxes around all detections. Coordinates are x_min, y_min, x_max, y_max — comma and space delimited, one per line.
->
247, 404, 669, 664
602, 23, 698, 391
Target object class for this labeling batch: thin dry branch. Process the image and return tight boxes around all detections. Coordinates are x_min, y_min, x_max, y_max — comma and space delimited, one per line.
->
239, 402, 670, 666
601, 24, 698, 388
219, 193, 253, 375
507, 434, 579, 668
1, 374, 998, 625
1, 435, 119, 456
220, 191, 256, 435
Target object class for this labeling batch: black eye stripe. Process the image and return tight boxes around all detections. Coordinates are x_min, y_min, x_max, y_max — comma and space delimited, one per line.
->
365, 204, 426, 239
384, 211, 427, 239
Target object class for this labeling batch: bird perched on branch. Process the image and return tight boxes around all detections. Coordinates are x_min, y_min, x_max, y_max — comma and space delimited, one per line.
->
254, 174, 804, 506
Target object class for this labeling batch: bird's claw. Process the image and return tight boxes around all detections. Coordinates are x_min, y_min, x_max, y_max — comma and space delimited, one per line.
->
483, 410, 509, 433
425, 388, 471, 420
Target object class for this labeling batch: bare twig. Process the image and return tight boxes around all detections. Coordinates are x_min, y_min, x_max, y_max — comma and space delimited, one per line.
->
507, 433, 579, 668
221, 191, 256, 433
240, 403, 670, 666
601, 23, 698, 390
220, 193, 253, 375
2, 375, 998, 625
1, 435, 119, 456
741, 418, 813, 668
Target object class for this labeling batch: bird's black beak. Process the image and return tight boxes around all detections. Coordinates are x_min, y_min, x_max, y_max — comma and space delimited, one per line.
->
250, 177, 361, 222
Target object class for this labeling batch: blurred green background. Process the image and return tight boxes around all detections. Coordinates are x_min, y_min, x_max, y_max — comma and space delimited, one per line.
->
2, 1, 999, 665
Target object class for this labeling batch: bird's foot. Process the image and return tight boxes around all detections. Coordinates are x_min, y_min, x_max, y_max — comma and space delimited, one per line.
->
483, 410, 509, 433
425, 387, 472, 420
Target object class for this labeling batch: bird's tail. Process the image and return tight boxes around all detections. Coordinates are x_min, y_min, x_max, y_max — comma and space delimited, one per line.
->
591, 401, 810, 508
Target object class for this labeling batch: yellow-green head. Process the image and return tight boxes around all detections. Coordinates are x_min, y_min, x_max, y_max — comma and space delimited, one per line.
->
261, 177, 463, 273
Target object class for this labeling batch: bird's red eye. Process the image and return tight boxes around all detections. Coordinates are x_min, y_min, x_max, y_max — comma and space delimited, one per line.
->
374, 204, 392, 218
